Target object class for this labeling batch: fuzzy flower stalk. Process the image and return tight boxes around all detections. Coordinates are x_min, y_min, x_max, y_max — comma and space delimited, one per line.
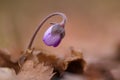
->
28, 12, 67, 49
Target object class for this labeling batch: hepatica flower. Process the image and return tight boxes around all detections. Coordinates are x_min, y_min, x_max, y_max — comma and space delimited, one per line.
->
18, 12, 67, 66
43, 23, 65, 47
27, 12, 67, 49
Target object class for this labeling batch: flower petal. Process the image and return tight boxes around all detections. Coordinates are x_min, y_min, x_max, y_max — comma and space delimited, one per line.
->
43, 33, 61, 47
43, 24, 65, 47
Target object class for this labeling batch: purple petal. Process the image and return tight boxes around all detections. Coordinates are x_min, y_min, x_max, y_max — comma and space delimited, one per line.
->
43, 33, 62, 47
43, 24, 64, 47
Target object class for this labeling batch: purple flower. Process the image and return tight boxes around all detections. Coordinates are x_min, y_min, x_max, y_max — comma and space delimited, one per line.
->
43, 23, 65, 47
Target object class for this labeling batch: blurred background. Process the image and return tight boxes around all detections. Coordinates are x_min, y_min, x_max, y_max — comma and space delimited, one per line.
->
0, 0, 120, 62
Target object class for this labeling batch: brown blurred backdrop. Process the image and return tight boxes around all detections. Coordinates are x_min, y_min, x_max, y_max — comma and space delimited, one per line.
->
0, 0, 120, 59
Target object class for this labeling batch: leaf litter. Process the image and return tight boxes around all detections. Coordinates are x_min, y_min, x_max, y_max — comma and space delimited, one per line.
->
0, 47, 86, 80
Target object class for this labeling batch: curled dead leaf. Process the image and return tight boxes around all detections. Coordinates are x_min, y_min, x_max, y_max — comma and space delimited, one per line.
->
64, 47, 86, 74
27, 47, 86, 78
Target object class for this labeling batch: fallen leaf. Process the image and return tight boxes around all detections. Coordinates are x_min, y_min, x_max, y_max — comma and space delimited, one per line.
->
0, 48, 20, 73
64, 47, 86, 74
30, 47, 86, 79
17, 60, 54, 80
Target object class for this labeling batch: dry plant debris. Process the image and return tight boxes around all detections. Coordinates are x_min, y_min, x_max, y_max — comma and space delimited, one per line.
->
32, 47, 86, 76
0, 49, 20, 73
0, 47, 86, 80
0, 47, 118, 80
17, 60, 54, 80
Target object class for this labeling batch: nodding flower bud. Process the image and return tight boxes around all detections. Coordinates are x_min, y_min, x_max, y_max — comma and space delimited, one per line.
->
27, 12, 67, 49
43, 23, 65, 47
19, 12, 67, 66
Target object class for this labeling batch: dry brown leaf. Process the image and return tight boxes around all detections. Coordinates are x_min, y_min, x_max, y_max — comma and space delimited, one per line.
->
17, 60, 54, 80
30, 47, 86, 78
12, 47, 86, 80
64, 47, 86, 74
35, 51, 66, 74
0, 48, 20, 73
